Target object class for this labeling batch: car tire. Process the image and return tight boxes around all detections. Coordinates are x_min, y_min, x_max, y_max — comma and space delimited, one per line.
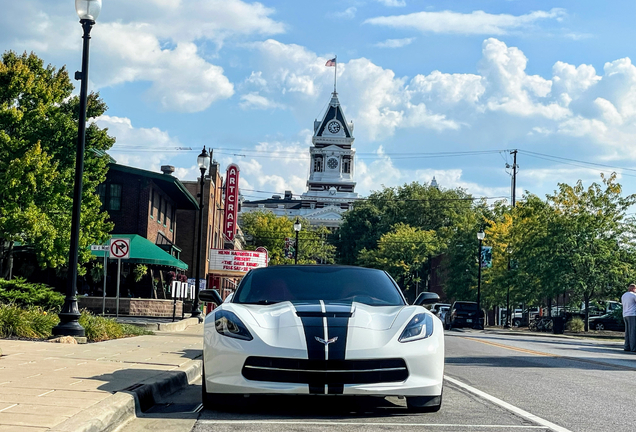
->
595, 323, 605, 331
513, 319, 521, 327
406, 393, 442, 413
202, 364, 242, 411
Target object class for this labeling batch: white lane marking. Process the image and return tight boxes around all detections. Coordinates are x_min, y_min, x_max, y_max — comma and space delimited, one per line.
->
0, 404, 17, 413
197, 420, 544, 429
37, 390, 55, 397
444, 376, 573, 432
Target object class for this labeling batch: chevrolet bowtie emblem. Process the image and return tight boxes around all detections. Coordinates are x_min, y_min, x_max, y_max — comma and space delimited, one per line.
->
315, 336, 338, 345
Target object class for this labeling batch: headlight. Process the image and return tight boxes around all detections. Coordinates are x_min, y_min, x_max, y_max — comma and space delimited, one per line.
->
214, 310, 253, 341
399, 313, 434, 343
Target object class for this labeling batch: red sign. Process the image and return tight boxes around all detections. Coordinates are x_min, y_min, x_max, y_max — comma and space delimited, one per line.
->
223, 164, 240, 242
209, 249, 268, 274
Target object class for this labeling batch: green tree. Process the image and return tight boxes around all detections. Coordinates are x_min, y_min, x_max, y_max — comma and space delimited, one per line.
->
239, 211, 335, 265
509, 175, 636, 330
0, 51, 114, 277
357, 223, 443, 301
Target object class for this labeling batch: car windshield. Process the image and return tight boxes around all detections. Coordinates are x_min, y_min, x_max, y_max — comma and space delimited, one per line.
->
455, 302, 478, 311
234, 266, 405, 306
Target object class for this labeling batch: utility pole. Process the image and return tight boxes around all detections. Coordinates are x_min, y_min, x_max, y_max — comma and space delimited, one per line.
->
504, 150, 518, 328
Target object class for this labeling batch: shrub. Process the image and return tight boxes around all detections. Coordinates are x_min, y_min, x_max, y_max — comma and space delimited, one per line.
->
0, 304, 59, 338
79, 311, 153, 342
0, 278, 64, 311
567, 317, 585, 332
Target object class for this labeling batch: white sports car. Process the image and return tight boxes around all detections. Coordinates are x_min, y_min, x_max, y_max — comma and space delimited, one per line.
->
199, 265, 444, 412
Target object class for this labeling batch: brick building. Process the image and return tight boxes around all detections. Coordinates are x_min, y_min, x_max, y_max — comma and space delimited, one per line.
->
176, 160, 225, 290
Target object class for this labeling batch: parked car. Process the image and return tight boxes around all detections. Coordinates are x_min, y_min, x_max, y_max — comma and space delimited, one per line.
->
199, 265, 445, 412
438, 306, 450, 323
428, 303, 451, 317
588, 313, 625, 331
445, 301, 482, 329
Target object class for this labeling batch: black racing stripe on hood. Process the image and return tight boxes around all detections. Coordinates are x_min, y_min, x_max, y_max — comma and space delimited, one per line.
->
292, 301, 355, 395
293, 301, 326, 394
325, 303, 352, 395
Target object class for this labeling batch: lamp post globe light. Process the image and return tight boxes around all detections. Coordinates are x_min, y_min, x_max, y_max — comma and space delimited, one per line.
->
293, 218, 301, 264
52, 0, 102, 337
192, 147, 210, 321
476, 229, 485, 330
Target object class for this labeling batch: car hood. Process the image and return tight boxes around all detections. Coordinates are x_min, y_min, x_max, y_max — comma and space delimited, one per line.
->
233, 301, 407, 331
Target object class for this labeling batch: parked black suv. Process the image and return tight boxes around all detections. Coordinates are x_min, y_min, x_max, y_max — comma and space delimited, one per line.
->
445, 301, 482, 329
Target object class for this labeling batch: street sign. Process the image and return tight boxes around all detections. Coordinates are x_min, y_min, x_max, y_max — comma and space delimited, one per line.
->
90, 245, 109, 251
110, 238, 130, 259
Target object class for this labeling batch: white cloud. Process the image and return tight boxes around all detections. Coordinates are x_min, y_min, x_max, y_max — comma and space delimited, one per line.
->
374, 38, 415, 48
1, 0, 284, 113
376, 0, 407, 7
239, 92, 285, 110
332, 7, 357, 19
364, 8, 566, 35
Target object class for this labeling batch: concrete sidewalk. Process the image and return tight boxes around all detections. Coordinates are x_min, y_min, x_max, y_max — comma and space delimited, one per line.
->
0, 322, 203, 432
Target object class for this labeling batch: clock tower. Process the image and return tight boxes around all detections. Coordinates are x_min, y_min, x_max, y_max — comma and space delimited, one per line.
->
302, 91, 358, 202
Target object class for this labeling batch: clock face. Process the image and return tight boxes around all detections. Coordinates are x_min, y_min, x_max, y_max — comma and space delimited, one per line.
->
327, 121, 341, 134
327, 158, 339, 169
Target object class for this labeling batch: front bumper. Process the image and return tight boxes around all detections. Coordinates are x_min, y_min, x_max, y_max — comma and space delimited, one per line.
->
203, 320, 444, 397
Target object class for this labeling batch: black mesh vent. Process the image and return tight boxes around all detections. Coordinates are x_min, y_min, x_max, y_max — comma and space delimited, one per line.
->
242, 356, 408, 385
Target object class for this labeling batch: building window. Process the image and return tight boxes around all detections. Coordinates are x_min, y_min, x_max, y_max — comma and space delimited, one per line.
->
313, 155, 323, 172
109, 184, 122, 211
163, 199, 168, 225
343, 156, 351, 174
170, 207, 175, 231
158, 196, 163, 223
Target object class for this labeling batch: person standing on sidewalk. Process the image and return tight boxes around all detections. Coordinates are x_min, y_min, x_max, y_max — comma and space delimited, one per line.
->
621, 284, 636, 352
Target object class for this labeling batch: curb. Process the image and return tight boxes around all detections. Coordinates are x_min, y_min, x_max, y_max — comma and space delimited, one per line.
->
484, 328, 624, 341
125, 317, 201, 332
50, 358, 202, 432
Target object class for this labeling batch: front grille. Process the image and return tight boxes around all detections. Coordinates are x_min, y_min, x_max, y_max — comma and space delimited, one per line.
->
242, 356, 408, 385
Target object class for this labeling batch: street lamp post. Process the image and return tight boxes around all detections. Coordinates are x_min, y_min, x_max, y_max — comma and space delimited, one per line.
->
476, 229, 485, 330
191, 147, 210, 321
53, 0, 102, 337
293, 218, 301, 264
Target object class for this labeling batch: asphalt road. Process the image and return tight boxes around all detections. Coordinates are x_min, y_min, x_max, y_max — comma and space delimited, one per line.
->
119, 329, 636, 432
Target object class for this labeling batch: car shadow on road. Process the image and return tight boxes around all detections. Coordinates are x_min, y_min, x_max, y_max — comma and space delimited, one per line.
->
200, 395, 416, 420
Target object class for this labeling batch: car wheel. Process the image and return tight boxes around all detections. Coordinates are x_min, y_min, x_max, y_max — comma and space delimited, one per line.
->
202, 364, 242, 411
595, 323, 605, 331
406, 393, 442, 413
513, 319, 521, 327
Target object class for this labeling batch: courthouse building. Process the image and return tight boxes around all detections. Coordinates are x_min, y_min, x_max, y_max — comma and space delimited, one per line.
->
241, 91, 359, 228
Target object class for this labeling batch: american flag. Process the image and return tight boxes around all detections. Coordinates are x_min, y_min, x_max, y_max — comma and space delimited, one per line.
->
325, 58, 336, 67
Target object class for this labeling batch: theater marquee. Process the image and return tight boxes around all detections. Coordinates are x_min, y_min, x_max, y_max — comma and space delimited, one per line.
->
208, 249, 268, 276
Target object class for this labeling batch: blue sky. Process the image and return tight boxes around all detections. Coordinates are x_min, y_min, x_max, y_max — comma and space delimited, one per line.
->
3, 0, 636, 205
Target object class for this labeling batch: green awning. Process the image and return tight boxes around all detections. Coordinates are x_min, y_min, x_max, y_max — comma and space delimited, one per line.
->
91, 234, 188, 270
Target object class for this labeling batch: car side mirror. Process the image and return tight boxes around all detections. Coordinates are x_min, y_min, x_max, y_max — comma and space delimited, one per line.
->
413, 292, 440, 306
198, 289, 223, 305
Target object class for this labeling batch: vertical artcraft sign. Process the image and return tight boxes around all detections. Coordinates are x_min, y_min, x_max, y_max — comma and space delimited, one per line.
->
223, 163, 240, 242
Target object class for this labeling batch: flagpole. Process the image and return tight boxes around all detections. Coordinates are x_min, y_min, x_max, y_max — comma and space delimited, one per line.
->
334, 55, 337, 94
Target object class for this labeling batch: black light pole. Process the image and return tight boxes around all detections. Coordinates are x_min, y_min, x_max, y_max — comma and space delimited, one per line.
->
53, 0, 102, 337
293, 218, 301, 264
476, 229, 485, 330
191, 147, 210, 321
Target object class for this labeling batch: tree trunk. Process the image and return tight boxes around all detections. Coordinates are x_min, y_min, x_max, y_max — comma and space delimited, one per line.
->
1, 241, 14, 280
584, 296, 590, 332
